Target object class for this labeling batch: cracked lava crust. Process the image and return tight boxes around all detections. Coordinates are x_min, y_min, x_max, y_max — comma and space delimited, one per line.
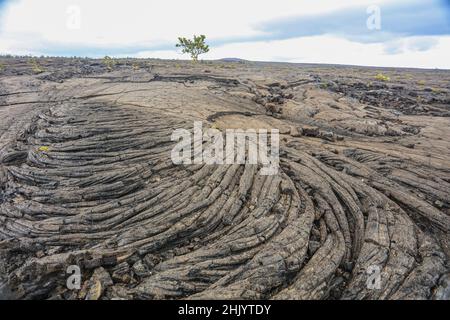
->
0, 57, 449, 300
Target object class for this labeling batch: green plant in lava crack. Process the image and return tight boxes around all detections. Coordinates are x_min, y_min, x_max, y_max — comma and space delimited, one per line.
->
417, 80, 426, 86
29, 58, 45, 74
0, 62, 4, 73
176, 35, 209, 62
132, 61, 140, 71
102, 56, 116, 71
431, 87, 443, 94
319, 82, 329, 89
375, 73, 390, 82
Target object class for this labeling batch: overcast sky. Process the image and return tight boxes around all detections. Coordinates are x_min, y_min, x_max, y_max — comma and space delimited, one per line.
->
1, 0, 449, 68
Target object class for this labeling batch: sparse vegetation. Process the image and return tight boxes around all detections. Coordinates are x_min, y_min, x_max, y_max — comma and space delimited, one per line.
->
176, 35, 209, 62
217, 63, 237, 70
29, 58, 45, 74
102, 56, 116, 71
375, 73, 390, 82
38, 146, 50, 152
0, 62, 4, 73
431, 87, 443, 93
132, 62, 140, 71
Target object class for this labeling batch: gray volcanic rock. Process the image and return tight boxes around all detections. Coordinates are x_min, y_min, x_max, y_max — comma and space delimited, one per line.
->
0, 57, 448, 300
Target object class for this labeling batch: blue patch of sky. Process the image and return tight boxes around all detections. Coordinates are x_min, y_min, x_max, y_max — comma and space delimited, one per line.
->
33, 43, 177, 58
255, 0, 450, 43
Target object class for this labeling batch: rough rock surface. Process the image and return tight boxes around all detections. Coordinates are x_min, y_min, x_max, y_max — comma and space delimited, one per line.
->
0, 57, 449, 300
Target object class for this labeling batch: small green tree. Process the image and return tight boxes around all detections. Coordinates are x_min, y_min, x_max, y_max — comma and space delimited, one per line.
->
176, 35, 209, 62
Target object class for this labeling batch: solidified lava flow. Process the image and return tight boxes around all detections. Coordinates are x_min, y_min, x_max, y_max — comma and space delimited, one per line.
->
0, 57, 449, 300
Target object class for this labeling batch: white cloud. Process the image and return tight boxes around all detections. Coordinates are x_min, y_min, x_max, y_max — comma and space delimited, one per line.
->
383, 37, 440, 55
0, 0, 392, 48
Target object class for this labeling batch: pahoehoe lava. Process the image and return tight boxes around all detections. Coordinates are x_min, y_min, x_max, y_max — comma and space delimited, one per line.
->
0, 57, 449, 300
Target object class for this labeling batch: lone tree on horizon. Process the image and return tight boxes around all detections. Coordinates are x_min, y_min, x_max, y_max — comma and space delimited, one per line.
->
176, 35, 209, 62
